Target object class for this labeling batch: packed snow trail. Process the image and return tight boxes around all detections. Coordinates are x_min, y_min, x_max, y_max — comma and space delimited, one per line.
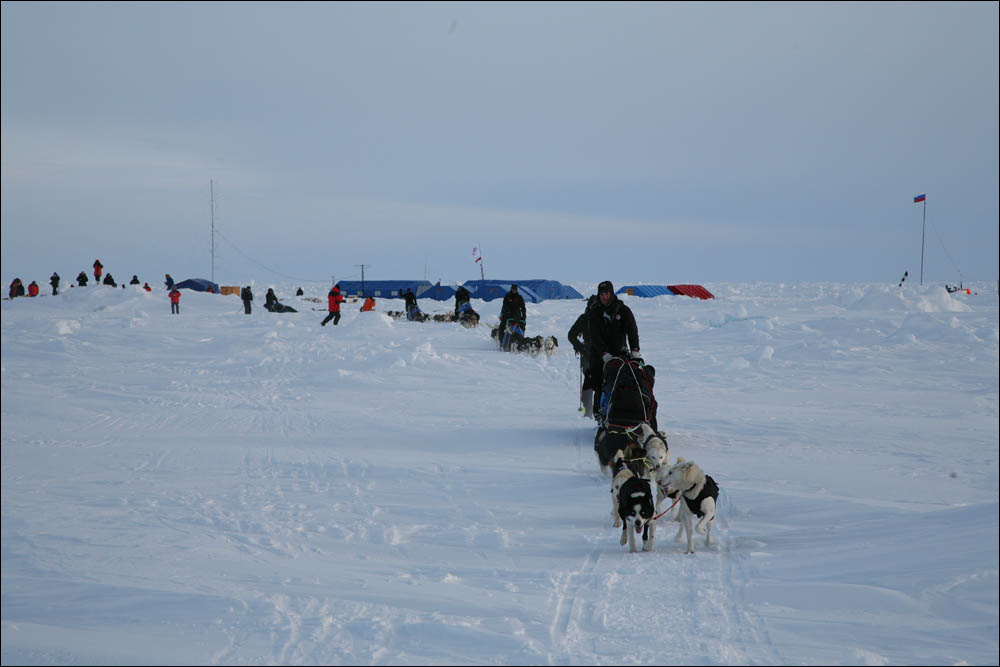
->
2, 284, 997, 664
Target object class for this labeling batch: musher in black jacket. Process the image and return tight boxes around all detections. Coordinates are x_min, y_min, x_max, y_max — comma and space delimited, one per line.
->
586, 280, 640, 417
498, 284, 526, 330
454, 285, 471, 317
568, 294, 599, 417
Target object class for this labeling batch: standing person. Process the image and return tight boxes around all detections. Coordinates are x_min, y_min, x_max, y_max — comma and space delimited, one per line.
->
402, 288, 421, 321
50, 272, 61, 295
587, 280, 640, 418
76, 271, 88, 287
240, 285, 253, 314
164, 274, 174, 290
568, 294, 599, 417
295, 287, 304, 296
321, 283, 343, 326
28, 280, 40, 297
454, 285, 471, 317
169, 286, 181, 314
360, 295, 376, 312
498, 284, 527, 330
93, 260, 103, 284
130, 275, 140, 285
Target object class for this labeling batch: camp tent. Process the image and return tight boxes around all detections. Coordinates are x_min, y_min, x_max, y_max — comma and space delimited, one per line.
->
616, 284, 715, 300
174, 278, 221, 294
668, 284, 715, 300
418, 284, 458, 301
462, 280, 581, 302
465, 283, 543, 303
616, 285, 674, 298
468, 284, 510, 302
336, 280, 432, 298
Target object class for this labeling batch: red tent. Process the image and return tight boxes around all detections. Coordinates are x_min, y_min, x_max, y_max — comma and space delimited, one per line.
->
668, 284, 714, 300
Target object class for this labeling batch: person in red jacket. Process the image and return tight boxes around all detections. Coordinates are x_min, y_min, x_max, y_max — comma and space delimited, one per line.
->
169, 286, 181, 314
360, 296, 376, 312
93, 259, 103, 283
143, 282, 152, 292
28, 280, 40, 297
321, 283, 344, 326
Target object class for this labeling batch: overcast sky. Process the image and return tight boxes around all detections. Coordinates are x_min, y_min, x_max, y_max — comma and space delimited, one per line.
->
2, 1, 997, 287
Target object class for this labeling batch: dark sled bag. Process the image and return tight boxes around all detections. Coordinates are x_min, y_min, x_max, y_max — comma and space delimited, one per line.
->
600, 357, 657, 430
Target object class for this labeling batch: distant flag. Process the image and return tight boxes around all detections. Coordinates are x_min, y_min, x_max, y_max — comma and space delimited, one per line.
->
913, 194, 926, 203
472, 246, 482, 263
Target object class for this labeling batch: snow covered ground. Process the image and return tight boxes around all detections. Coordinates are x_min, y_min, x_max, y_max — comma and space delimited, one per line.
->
2, 280, 997, 666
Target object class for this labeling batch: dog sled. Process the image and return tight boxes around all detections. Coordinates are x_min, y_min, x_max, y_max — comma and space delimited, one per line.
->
428, 303, 481, 328
490, 318, 558, 356
600, 356, 657, 430
385, 309, 431, 323
593, 356, 659, 469
264, 301, 298, 313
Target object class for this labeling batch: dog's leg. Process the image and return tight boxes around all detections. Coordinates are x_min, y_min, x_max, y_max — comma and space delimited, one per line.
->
620, 523, 628, 547
676, 504, 695, 554
644, 496, 659, 552
612, 488, 621, 527
697, 498, 717, 547
626, 518, 638, 553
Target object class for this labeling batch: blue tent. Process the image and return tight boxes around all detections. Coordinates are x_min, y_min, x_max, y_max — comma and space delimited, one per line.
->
336, 280, 432, 298
616, 285, 673, 298
462, 279, 581, 302
175, 278, 220, 294
616, 284, 715, 299
465, 283, 543, 303
468, 284, 509, 302
418, 284, 458, 301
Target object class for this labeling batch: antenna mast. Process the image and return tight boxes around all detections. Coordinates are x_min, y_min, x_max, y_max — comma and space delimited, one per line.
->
210, 180, 216, 284
355, 264, 370, 296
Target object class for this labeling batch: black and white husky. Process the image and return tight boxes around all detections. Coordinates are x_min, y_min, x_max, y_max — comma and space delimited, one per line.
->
616, 470, 655, 553
659, 460, 719, 554
626, 423, 669, 551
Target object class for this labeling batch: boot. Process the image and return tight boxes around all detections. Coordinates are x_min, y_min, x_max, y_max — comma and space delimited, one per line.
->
581, 389, 594, 418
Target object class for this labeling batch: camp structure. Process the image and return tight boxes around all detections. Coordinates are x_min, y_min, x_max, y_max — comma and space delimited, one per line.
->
616, 284, 715, 300
336, 280, 433, 299
174, 278, 221, 294
419, 284, 458, 301
462, 280, 583, 302
464, 282, 541, 303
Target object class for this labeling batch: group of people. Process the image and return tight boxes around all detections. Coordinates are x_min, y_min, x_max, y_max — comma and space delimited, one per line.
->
7, 260, 160, 300
10, 269, 636, 389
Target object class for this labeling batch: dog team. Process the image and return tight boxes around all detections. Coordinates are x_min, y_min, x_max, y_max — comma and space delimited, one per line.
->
596, 421, 720, 554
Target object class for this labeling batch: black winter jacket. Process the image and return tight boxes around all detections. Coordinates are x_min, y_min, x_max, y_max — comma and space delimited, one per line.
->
499, 291, 526, 323
588, 295, 639, 358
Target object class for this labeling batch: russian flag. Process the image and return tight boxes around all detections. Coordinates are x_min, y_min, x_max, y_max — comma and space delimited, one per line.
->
913, 194, 926, 203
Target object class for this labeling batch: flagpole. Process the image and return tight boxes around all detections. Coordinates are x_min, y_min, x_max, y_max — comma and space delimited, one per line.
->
478, 241, 485, 280
920, 198, 927, 285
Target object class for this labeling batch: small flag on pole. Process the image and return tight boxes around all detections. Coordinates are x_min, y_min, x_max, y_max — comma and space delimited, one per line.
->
913, 194, 926, 203
472, 246, 482, 263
